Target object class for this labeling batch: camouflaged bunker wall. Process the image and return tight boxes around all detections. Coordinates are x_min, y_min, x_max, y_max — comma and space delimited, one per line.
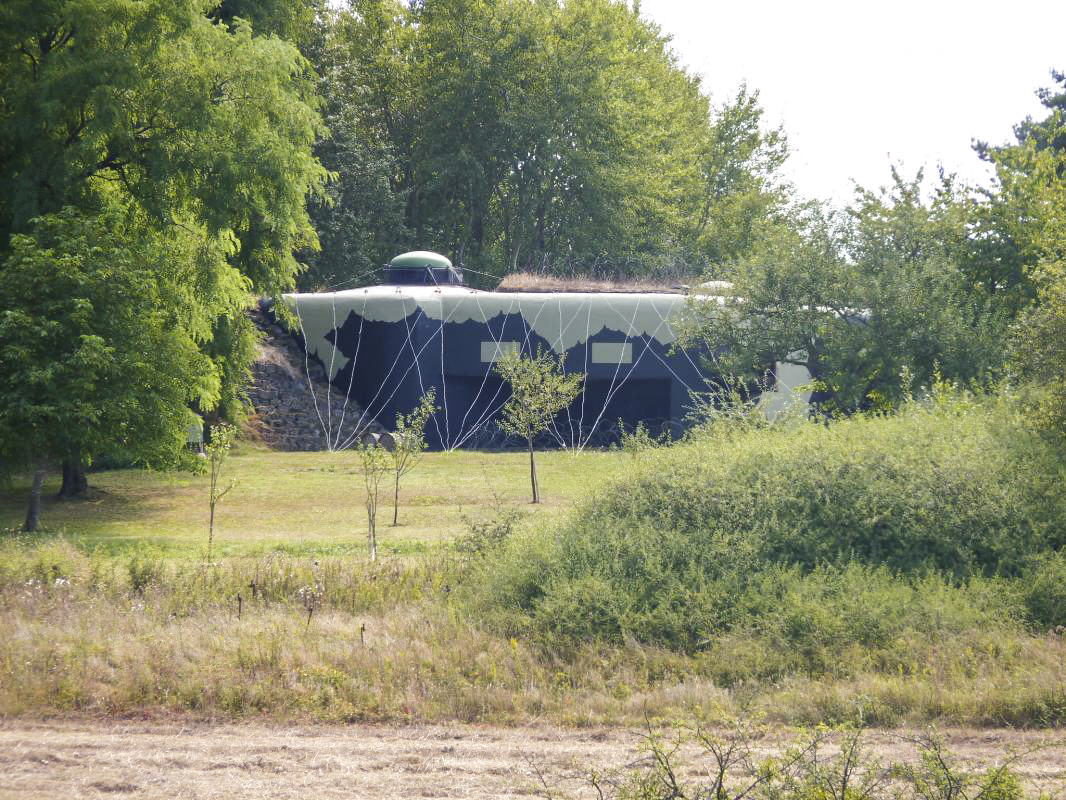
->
282, 284, 727, 450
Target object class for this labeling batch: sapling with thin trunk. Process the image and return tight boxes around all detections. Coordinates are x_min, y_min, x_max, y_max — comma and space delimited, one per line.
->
206, 423, 237, 560
390, 389, 437, 525
356, 437, 389, 560
494, 347, 584, 503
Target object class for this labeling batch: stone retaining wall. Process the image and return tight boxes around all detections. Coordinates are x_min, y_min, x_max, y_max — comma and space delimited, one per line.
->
245, 307, 381, 451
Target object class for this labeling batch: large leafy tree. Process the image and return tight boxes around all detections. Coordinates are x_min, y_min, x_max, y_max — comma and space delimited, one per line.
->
404, 0, 722, 277
682, 172, 1007, 412
963, 72, 1066, 438
967, 71, 1066, 316
210, 0, 323, 49
310, 0, 788, 284
691, 85, 790, 267
0, 0, 327, 521
1, 208, 214, 529
297, 0, 411, 290
1002, 98, 1066, 438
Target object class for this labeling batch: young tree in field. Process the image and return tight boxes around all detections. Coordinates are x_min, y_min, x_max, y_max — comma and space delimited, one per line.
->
390, 389, 437, 526
494, 349, 584, 504
206, 423, 238, 560
356, 438, 390, 561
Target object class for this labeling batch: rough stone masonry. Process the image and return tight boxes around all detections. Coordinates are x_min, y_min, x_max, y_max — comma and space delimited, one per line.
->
245, 306, 383, 451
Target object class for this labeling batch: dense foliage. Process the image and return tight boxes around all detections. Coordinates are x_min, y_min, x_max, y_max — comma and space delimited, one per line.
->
468, 392, 1066, 655
679, 174, 1010, 413
681, 73, 1066, 414
297, 0, 789, 288
997, 84, 1066, 440
0, 0, 327, 511
0, 209, 212, 473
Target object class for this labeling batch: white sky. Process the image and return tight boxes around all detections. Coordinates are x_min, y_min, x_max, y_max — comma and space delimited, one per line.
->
638, 0, 1065, 206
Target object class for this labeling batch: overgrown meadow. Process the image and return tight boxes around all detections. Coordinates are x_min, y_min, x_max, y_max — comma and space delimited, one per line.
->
2, 389, 1065, 727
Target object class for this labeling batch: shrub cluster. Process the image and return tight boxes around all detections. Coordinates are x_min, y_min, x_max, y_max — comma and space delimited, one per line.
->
574, 722, 1035, 800
467, 392, 1066, 657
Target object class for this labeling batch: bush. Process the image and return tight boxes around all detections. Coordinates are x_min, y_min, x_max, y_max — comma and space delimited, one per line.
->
576, 723, 1030, 800
1019, 552, 1066, 630
589, 393, 1062, 579
467, 392, 1065, 654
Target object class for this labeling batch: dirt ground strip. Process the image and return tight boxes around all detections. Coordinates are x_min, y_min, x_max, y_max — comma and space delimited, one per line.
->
0, 720, 1064, 800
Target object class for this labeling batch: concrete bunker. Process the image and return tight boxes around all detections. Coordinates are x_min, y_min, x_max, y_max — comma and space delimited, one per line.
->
283, 252, 808, 450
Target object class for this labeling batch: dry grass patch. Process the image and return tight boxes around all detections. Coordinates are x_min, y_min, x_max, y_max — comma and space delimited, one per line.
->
495, 272, 682, 293
5, 720, 1060, 800
2, 542, 1066, 728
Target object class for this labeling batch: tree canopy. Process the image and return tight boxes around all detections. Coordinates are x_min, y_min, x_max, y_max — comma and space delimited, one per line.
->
0, 0, 327, 513
1001, 94, 1066, 439
679, 67, 1066, 414
298, 0, 789, 288
680, 171, 1009, 413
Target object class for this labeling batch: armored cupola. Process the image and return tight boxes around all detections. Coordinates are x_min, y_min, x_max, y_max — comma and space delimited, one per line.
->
384, 251, 464, 286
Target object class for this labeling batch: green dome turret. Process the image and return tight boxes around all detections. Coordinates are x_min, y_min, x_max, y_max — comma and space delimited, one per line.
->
384, 251, 463, 286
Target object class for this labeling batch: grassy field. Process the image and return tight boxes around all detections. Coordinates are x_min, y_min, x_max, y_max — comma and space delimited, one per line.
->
2, 406, 1065, 730
0, 445, 619, 556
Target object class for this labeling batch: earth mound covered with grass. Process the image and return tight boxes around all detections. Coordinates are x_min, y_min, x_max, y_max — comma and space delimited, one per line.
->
466, 393, 1066, 663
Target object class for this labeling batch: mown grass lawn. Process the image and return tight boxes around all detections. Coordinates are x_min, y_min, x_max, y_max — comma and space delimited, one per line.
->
0, 445, 622, 557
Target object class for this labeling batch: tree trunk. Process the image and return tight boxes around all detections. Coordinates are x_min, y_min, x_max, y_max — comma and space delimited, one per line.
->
23, 469, 46, 532
392, 475, 400, 526
528, 436, 539, 504
367, 501, 377, 562
208, 499, 216, 560
58, 458, 88, 498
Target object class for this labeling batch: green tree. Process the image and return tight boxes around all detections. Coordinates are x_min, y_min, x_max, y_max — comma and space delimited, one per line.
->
205, 422, 237, 560
1015, 263, 1066, 439
693, 85, 790, 267
313, 0, 786, 285
210, 0, 324, 50
0, 208, 213, 531
494, 348, 584, 503
968, 74, 1066, 438
389, 389, 437, 526
1007, 112, 1066, 438
969, 71, 1066, 316
355, 437, 390, 560
682, 172, 1006, 413
0, 0, 327, 513
979, 71, 1066, 164
297, 0, 411, 290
